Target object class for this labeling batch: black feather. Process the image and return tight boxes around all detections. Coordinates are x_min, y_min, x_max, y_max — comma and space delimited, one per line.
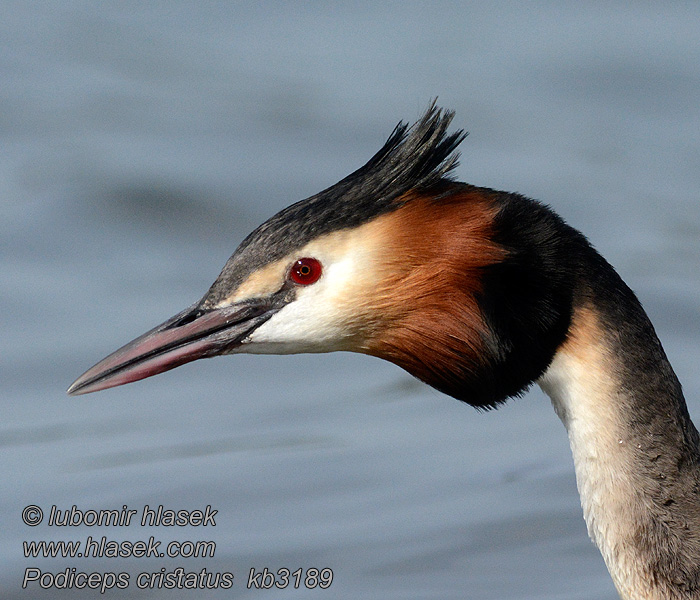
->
205, 102, 467, 303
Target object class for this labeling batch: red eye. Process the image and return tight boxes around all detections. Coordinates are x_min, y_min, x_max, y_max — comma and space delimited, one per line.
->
289, 257, 323, 286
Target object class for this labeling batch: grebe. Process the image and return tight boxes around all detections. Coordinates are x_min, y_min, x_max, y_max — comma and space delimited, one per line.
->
69, 105, 700, 599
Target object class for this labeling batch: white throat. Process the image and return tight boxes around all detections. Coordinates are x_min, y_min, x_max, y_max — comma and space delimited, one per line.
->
538, 306, 665, 600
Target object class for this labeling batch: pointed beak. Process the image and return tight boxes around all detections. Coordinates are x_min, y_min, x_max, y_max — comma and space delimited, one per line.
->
67, 300, 279, 396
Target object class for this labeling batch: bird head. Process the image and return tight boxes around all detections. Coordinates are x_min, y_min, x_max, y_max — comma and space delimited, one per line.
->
68, 105, 575, 408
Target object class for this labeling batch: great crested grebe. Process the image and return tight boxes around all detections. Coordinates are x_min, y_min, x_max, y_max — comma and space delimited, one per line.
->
69, 105, 700, 599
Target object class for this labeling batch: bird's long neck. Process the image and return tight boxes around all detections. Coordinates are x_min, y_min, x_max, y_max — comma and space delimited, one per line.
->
539, 280, 700, 599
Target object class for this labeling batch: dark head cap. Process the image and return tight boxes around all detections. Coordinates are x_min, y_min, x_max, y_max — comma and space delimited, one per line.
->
203, 102, 467, 306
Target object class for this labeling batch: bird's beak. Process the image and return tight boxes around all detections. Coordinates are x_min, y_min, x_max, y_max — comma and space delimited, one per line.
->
67, 300, 279, 396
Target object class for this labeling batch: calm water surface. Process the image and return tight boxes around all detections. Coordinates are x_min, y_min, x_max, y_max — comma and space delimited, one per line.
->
2, 3, 700, 598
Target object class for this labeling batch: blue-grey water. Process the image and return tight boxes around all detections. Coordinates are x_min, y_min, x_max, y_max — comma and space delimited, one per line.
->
3, 3, 700, 598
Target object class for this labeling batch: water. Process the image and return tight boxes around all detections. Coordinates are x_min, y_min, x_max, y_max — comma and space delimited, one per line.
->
2, 3, 699, 598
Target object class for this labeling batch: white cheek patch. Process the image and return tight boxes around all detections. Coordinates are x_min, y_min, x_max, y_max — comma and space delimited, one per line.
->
234, 218, 387, 355
245, 255, 358, 353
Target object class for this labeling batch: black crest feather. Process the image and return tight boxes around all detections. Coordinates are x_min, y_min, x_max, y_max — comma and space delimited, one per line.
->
208, 103, 467, 298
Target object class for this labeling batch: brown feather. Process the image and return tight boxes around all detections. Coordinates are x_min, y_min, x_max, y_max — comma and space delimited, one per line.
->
358, 185, 506, 400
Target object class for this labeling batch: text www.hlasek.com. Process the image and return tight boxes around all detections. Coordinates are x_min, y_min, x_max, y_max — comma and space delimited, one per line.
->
24, 536, 214, 559
21, 504, 333, 592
